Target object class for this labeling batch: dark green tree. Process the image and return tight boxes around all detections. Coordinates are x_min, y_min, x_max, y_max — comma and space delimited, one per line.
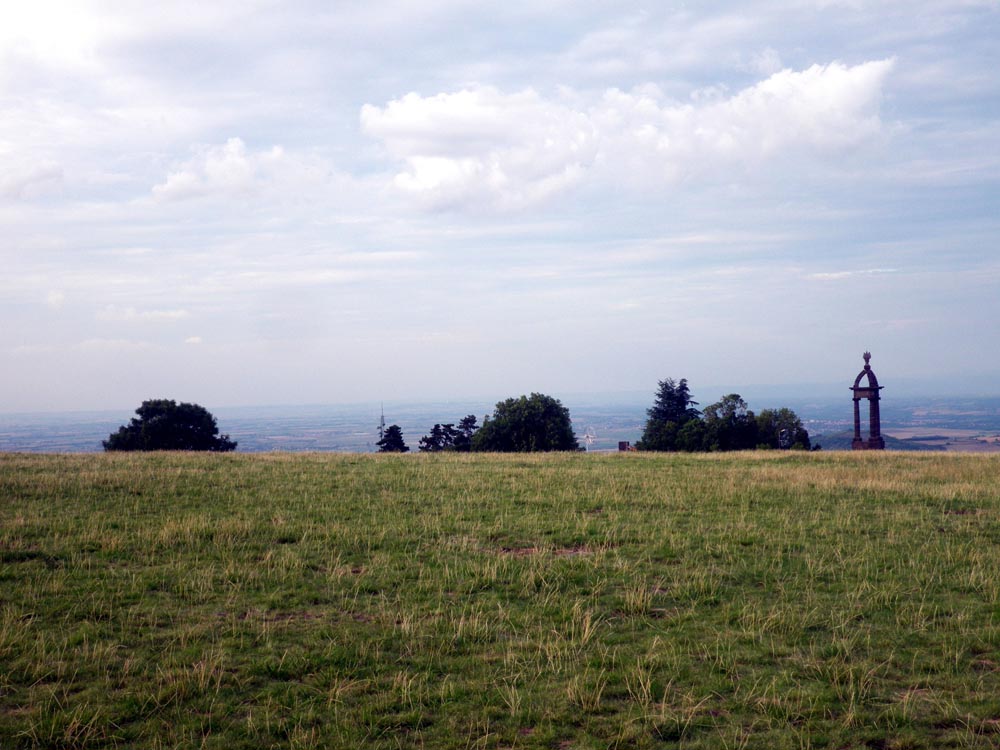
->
453, 414, 479, 452
702, 394, 758, 451
419, 415, 479, 452
756, 408, 811, 450
471, 393, 578, 452
103, 399, 237, 452
636, 378, 700, 451
636, 420, 678, 452
377, 424, 409, 453
676, 418, 708, 452
418, 423, 458, 452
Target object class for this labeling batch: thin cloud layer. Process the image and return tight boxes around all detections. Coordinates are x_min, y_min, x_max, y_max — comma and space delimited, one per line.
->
362, 60, 895, 210
96, 306, 191, 322
0, 163, 64, 200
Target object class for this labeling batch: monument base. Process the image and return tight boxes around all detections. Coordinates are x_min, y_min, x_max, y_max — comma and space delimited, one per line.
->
852, 437, 885, 450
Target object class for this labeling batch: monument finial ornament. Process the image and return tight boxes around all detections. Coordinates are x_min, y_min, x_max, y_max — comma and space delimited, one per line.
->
863, 351, 871, 365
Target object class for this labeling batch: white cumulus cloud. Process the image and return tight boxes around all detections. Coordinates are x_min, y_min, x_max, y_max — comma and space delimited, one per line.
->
362, 59, 895, 210
152, 137, 286, 202
362, 87, 597, 210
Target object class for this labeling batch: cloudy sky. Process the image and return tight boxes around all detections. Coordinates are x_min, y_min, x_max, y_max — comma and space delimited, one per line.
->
2, 1, 998, 412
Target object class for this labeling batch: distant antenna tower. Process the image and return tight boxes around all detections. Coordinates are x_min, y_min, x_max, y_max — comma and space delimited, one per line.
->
378, 403, 385, 442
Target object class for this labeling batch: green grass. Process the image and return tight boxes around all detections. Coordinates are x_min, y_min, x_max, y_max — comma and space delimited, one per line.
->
2, 451, 1000, 749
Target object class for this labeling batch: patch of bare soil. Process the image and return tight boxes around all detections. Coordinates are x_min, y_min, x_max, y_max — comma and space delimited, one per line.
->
554, 545, 591, 557
495, 545, 594, 557
498, 546, 538, 556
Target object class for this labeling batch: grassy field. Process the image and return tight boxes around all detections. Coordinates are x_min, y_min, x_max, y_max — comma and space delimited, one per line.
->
2, 451, 1000, 749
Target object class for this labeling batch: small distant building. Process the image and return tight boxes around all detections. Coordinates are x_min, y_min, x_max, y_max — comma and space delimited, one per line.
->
618, 441, 635, 452
851, 352, 885, 450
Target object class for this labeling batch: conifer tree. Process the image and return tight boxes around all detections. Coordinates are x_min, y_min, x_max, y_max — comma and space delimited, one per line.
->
376, 424, 409, 453
635, 378, 700, 451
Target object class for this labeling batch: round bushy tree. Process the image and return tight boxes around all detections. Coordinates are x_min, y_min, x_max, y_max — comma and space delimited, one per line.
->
702, 394, 758, 451
472, 393, 578, 452
756, 408, 811, 450
103, 399, 237, 452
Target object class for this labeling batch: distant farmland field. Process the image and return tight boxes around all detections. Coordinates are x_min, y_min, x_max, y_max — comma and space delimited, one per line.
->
2, 451, 1000, 749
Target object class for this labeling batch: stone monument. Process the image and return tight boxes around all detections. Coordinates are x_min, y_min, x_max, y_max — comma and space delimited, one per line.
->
851, 352, 885, 450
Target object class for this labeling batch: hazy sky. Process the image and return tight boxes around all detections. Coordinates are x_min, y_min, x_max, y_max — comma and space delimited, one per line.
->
2, 1, 999, 412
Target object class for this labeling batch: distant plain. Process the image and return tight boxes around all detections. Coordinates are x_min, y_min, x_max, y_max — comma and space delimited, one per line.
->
2, 395, 1000, 453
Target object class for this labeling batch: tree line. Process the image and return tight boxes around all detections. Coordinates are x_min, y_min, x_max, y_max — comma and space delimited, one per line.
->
105, 381, 813, 453
377, 381, 813, 453
634, 378, 813, 452
375, 393, 578, 453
